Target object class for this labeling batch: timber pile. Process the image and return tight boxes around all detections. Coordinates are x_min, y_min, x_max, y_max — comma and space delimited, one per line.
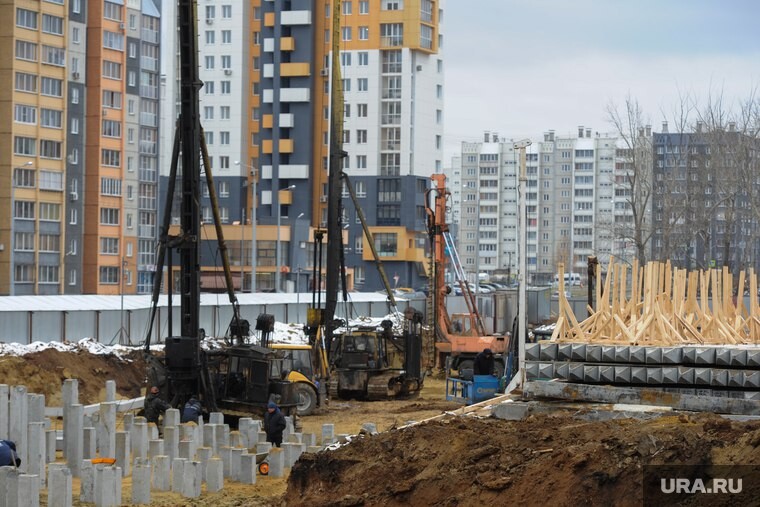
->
551, 260, 760, 345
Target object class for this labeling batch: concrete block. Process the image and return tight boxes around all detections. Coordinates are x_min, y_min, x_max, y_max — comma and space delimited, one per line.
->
131, 458, 151, 505
257, 431, 268, 445
614, 346, 630, 363
645, 347, 662, 364
196, 447, 212, 482
631, 366, 647, 384
492, 402, 530, 421
94, 465, 121, 507
179, 439, 194, 460
47, 464, 73, 507
614, 366, 631, 383
601, 346, 616, 363
570, 343, 586, 361
206, 458, 224, 493
230, 448, 244, 481
268, 447, 284, 477
12, 473, 40, 507
661, 347, 683, 365
61, 379, 78, 459
586, 345, 602, 363
230, 431, 246, 448
115, 432, 130, 477
678, 367, 695, 384
122, 413, 134, 433
524, 342, 541, 361
219, 446, 232, 478
695, 348, 716, 365
10, 386, 29, 472
180, 422, 197, 442
46, 430, 57, 463
282, 443, 298, 468
79, 460, 94, 503
164, 426, 179, 461
694, 368, 712, 385
556, 343, 573, 361
661, 367, 679, 384
27, 421, 45, 486
203, 425, 217, 454
181, 461, 202, 499
599, 366, 615, 383
83, 427, 96, 460
525, 362, 540, 380
745, 371, 760, 389
171, 458, 186, 493
27, 394, 45, 423
0, 466, 18, 507
105, 380, 116, 403
164, 408, 180, 429
711, 369, 729, 387
646, 367, 663, 385
538, 362, 554, 379
239, 453, 257, 484
568, 363, 584, 382
583, 365, 599, 383
715, 348, 731, 366
97, 402, 117, 458
553, 362, 569, 381
0, 385, 9, 441
149, 439, 164, 459
151, 455, 171, 492
132, 422, 149, 460
321, 424, 334, 446
209, 412, 224, 425
303, 433, 317, 447
221, 424, 230, 448
730, 349, 748, 367
629, 346, 646, 363
256, 441, 272, 454
728, 370, 745, 388
748, 350, 760, 368
66, 404, 83, 477
539, 342, 558, 361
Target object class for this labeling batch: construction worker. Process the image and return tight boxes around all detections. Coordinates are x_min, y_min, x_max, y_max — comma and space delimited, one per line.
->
0, 440, 20, 467
144, 386, 171, 436
264, 401, 287, 447
181, 397, 203, 424
473, 348, 495, 376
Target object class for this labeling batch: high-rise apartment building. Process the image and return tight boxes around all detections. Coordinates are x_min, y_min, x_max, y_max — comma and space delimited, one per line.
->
448, 127, 633, 286
0, 0, 161, 296
158, 0, 443, 293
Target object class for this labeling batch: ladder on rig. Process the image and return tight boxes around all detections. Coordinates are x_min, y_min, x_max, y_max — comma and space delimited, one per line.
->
442, 231, 486, 336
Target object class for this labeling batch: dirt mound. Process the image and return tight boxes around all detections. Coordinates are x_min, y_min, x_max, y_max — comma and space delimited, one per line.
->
0, 348, 147, 405
285, 412, 760, 507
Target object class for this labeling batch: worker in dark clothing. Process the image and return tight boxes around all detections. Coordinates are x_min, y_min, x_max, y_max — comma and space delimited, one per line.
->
144, 386, 171, 436
264, 401, 287, 447
0, 440, 20, 467
181, 397, 203, 423
473, 348, 495, 375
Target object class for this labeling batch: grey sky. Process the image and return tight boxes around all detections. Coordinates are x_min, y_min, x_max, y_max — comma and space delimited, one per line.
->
442, 0, 760, 161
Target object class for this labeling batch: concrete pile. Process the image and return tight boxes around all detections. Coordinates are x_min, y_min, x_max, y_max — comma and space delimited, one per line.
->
0, 379, 339, 506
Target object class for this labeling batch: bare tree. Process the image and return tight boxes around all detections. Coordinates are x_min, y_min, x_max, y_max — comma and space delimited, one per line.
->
606, 96, 654, 264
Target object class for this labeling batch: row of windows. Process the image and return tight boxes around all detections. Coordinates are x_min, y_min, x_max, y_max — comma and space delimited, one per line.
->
13, 137, 62, 159
16, 10, 64, 35
14, 265, 59, 284
204, 30, 234, 45
13, 201, 61, 221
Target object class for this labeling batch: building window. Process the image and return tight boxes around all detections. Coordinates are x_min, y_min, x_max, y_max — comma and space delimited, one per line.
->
100, 267, 120, 285
342, 26, 352, 41
14, 232, 35, 252
341, 52, 351, 66
14, 201, 35, 219
40, 140, 62, 159
39, 202, 61, 221
222, 5, 232, 18
16, 9, 38, 30
358, 52, 369, 66
360, 0, 369, 14
222, 30, 231, 44
100, 177, 122, 196
14, 104, 37, 125
205, 31, 215, 44
359, 26, 369, 40
103, 60, 122, 79
220, 131, 230, 145
374, 233, 398, 256
101, 149, 121, 167
219, 156, 229, 169
103, 31, 124, 51
100, 208, 120, 225
206, 5, 215, 18
38, 266, 59, 284
221, 81, 231, 94
419, 24, 433, 49
356, 155, 367, 169
205, 81, 215, 94
39, 171, 63, 191
15, 40, 37, 62
357, 130, 368, 144
358, 78, 368, 91
205, 55, 215, 69
357, 103, 368, 117
100, 237, 120, 255
221, 55, 231, 68
102, 119, 121, 138
220, 106, 230, 119
104, 1, 123, 21
15, 72, 37, 93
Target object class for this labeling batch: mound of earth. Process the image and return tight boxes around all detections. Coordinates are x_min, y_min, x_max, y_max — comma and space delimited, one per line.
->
0, 347, 147, 405
285, 412, 760, 506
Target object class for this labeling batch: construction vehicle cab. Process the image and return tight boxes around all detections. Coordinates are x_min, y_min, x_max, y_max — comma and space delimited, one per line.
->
269, 343, 321, 416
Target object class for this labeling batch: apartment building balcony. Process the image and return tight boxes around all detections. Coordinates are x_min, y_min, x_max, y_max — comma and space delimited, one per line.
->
138, 224, 156, 238
381, 36, 403, 47
140, 56, 158, 73
139, 141, 157, 155
141, 29, 159, 44
140, 85, 158, 99
139, 112, 158, 127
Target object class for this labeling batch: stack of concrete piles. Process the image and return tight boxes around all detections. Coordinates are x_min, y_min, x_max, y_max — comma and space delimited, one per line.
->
0, 379, 342, 506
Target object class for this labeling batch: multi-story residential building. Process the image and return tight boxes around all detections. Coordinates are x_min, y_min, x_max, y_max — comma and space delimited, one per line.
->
0, 0, 161, 296
448, 127, 632, 286
651, 122, 760, 272
2, 0, 70, 295
158, 0, 443, 294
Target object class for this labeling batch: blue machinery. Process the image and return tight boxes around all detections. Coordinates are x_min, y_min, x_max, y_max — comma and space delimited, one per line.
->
445, 375, 500, 405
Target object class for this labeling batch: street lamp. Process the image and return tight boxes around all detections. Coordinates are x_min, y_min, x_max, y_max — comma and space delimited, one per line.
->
275, 184, 296, 292
235, 160, 257, 292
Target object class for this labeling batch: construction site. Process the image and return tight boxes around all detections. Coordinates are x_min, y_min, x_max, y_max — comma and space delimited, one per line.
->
0, 1, 758, 506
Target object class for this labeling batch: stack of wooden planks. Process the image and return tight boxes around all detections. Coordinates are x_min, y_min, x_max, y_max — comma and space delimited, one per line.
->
551, 260, 760, 345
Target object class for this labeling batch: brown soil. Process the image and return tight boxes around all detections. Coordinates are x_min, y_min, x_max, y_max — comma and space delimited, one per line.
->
0, 348, 147, 405
285, 414, 760, 507
9, 348, 760, 506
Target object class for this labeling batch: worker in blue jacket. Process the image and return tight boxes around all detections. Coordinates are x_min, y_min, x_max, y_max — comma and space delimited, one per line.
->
0, 440, 20, 467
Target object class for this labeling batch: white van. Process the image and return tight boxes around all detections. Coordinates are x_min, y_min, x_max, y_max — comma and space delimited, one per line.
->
554, 272, 581, 286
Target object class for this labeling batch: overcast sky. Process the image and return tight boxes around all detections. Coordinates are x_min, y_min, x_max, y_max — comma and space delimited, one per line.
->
442, 0, 760, 162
